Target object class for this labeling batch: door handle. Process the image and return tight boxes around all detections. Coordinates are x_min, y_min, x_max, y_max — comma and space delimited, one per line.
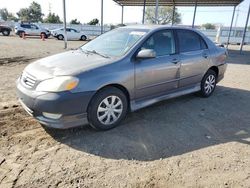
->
171, 59, 180, 64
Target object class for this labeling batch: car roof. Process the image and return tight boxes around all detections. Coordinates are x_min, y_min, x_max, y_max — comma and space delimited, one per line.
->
122, 25, 198, 32
122, 24, 216, 49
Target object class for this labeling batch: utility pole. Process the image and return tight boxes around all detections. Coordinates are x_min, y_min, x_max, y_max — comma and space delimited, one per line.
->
49, 2, 51, 14
121, 6, 124, 25
62, 0, 67, 49
234, 6, 240, 28
155, 0, 159, 24
101, 0, 103, 34
240, 2, 250, 54
192, 0, 197, 28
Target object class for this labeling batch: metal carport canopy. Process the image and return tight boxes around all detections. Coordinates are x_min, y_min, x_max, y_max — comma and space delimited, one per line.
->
113, 0, 242, 6
111, 0, 249, 54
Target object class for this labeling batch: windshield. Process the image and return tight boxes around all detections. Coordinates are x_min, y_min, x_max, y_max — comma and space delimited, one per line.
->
80, 28, 148, 57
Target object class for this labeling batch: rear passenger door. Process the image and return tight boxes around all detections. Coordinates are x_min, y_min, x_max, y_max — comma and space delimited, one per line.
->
70, 29, 79, 40
30, 24, 40, 35
176, 29, 210, 88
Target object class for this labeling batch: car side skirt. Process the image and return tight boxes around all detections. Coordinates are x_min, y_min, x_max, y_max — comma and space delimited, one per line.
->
130, 84, 201, 112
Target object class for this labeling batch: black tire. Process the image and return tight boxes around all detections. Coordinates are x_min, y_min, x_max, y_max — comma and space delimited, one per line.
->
18, 31, 25, 38
57, 34, 64, 40
87, 87, 128, 130
80, 35, 87, 41
2, 30, 10, 36
40, 32, 48, 38
199, 69, 217, 98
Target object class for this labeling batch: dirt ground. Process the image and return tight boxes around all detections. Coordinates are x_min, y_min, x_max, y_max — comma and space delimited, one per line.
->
0, 35, 250, 188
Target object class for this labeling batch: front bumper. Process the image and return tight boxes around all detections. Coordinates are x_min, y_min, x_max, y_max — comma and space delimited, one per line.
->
16, 80, 95, 129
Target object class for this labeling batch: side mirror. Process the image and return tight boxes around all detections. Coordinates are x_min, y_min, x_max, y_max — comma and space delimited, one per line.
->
136, 49, 156, 59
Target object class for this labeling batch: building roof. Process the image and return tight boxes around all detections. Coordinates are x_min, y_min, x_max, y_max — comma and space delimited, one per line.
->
113, 0, 242, 6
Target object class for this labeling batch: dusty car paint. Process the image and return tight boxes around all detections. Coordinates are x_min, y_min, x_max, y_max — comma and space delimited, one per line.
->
16, 25, 227, 129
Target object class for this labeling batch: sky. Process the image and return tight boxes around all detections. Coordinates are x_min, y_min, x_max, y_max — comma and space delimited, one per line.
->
0, 0, 249, 27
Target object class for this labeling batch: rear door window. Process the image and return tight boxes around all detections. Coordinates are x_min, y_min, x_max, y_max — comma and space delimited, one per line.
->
141, 30, 175, 56
177, 30, 207, 52
21, 24, 31, 29
31, 25, 38, 29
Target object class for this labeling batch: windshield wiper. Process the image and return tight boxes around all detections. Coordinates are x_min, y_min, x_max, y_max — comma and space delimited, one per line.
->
85, 50, 110, 58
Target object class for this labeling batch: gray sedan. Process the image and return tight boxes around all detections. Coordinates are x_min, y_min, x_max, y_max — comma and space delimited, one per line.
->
16, 25, 227, 130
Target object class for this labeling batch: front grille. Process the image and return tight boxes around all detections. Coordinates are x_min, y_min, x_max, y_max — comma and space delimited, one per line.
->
21, 72, 37, 88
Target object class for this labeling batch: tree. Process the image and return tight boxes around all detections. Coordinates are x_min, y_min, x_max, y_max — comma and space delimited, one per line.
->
7, 13, 18, 22
44, 13, 62, 23
17, 8, 30, 21
70, 18, 80, 25
0, 8, 18, 21
145, 6, 181, 25
88, 18, 99, 25
202, 23, 216, 30
17, 1, 44, 22
0, 8, 8, 21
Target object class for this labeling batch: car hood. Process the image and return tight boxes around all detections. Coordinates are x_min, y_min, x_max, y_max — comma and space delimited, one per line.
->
24, 50, 114, 80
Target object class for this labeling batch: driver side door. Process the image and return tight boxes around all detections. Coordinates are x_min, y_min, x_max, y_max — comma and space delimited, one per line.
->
66, 28, 74, 40
135, 30, 180, 100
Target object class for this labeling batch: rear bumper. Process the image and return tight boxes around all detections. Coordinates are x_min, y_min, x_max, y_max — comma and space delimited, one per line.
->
16, 80, 95, 129
217, 63, 227, 82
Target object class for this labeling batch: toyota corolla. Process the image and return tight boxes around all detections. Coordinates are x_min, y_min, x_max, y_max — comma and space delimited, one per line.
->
16, 25, 227, 130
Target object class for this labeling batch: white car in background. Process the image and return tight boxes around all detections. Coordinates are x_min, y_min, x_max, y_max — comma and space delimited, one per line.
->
51, 27, 88, 41
15, 23, 51, 38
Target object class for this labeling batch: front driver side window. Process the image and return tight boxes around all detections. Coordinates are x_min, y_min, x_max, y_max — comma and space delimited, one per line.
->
141, 30, 175, 56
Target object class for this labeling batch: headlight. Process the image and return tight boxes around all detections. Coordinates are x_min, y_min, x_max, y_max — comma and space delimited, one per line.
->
36, 76, 79, 92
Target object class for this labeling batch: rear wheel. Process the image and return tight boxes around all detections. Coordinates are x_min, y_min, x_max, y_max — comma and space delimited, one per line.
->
80, 35, 87, 41
199, 69, 217, 97
40, 32, 48, 38
2, 30, 10, 36
87, 87, 128, 130
18, 31, 25, 38
57, 34, 64, 40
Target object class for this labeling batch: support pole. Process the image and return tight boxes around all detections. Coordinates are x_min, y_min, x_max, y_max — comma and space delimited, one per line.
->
226, 6, 236, 49
240, 2, 250, 54
155, 0, 159, 24
192, 0, 197, 28
121, 6, 124, 25
172, 3, 175, 26
142, 0, 146, 24
62, 0, 67, 49
101, 0, 103, 34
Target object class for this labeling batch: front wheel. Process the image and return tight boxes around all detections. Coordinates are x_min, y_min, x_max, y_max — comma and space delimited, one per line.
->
2, 30, 10, 36
57, 34, 64, 40
87, 87, 128, 130
199, 69, 217, 98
